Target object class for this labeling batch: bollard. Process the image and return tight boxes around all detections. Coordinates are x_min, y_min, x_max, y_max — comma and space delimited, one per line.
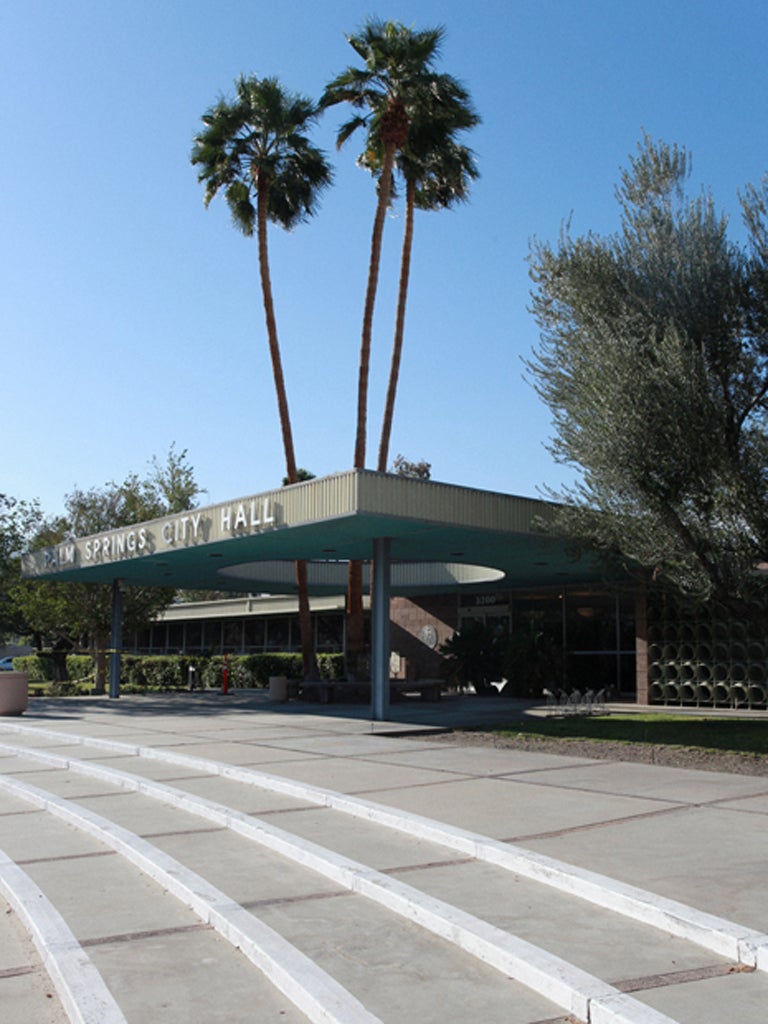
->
222, 655, 229, 695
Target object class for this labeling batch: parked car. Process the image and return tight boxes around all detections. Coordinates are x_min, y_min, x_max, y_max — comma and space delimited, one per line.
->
0, 657, 15, 671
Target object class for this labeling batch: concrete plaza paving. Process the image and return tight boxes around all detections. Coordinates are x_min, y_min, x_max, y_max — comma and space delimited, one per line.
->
1, 689, 767, 1024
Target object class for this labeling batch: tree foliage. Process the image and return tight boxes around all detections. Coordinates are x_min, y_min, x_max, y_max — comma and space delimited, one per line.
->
0, 494, 42, 639
527, 135, 768, 613
391, 454, 431, 479
11, 447, 203, 684
191, 76, 331, 239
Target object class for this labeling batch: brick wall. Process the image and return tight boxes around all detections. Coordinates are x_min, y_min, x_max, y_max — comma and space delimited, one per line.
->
389, 596, 459, 680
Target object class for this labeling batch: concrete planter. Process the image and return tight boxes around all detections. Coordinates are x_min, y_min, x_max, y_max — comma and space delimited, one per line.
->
0, 672, 28, 716
268, 675, 288, 702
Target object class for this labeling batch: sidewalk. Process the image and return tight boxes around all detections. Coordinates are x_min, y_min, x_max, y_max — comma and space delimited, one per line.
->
2, 691, 768, 1023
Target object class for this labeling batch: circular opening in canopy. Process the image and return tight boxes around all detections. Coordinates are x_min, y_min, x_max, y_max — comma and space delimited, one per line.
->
218, 560, 505, 592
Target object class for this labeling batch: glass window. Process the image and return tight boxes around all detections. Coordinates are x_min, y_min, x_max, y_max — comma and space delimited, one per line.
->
244, 618, 265, 652
266, 617, 289, 651
222, 619, 243, 653
317, 614, 344, 652
167, 622, 184, 653
135, 627, 152, 654
202, 620, 222, 654
512, 596, 563, 642
150, 624, 167, 653
185, 621, 203, 651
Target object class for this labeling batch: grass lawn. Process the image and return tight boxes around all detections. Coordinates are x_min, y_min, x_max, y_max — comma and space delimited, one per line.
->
489, 714, 768, 757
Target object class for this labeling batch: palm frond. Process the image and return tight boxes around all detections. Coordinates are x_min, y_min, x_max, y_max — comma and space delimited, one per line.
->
191, 74, 332, 232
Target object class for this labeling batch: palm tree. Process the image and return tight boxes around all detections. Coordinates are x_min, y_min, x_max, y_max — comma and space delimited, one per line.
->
323, 18, 445, 470
374, 87, 480, 471
191, 75, 331, 680
323, 19, 444, 676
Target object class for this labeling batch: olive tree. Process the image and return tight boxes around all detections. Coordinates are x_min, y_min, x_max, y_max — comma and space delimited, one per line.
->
527, 135, 768, 616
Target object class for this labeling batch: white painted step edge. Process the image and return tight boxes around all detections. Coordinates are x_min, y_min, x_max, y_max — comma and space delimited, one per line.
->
0, 846, 128, 1024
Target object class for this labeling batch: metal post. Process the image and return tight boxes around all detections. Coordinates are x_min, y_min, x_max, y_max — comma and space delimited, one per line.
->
615, 592, 622, 695
371, 537, 391, 721
561, 589, 568, 689
109, 580, 123, 699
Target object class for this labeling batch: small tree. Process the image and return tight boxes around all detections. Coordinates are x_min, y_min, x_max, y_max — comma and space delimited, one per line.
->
527, 135, 768, 617
440, 619, 503, 696
391, 454, 431, 479
0, 494, 42, 641
14, 447, 203, 689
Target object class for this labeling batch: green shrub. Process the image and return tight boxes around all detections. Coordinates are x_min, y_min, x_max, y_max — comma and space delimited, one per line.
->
48, 680, 83, 697
8, 653, 93, 686
66, 655, 93, 684
14, 655, 51, 682
122, 656, 185, 691
317, 654, 345, 681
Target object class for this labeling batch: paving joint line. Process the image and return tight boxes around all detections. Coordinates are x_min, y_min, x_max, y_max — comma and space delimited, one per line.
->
256, 804, 329, 817
494, 774, 698, 806
505, 804, 696, 843
18, 850, 116, 866
80, 922, 210, 947
140, 825, 226, 840
240, 889, 350, 911
0, 964, 38, 980
342, 768, 690, 812
692, 790, 768, 810
384, 856, 476, 875
611, 961, 753, 993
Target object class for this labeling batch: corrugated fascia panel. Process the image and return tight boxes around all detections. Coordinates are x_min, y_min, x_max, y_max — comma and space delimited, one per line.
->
280, 470, 359, 526
356, 471, 554, 533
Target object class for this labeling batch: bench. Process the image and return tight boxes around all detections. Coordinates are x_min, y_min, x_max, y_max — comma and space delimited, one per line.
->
390, 679, 443, 702
299, 678, 443, 704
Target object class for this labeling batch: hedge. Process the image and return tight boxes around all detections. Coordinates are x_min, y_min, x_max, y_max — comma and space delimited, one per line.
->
12, 654, 92, 684
121, 652, 345, 692
9, 652, 345, 695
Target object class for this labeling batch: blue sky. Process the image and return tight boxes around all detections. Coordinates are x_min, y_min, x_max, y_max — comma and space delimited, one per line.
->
3, 0, 767, 517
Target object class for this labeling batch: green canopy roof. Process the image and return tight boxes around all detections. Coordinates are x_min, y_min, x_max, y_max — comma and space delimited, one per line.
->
22, 470, 617, 595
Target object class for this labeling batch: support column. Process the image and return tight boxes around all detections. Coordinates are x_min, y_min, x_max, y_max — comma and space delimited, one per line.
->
109, 579, 123, 699
635, 588, 649, 705
371, 538, 391, 721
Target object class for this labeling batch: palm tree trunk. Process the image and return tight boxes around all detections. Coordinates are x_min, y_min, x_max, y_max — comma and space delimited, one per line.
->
377, 178, 415, 472
354, 141, 397, 469
257, 179, 317, 680
257, 178, 297, 480
295, 558, 319, 680
347, 142, 397, 679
